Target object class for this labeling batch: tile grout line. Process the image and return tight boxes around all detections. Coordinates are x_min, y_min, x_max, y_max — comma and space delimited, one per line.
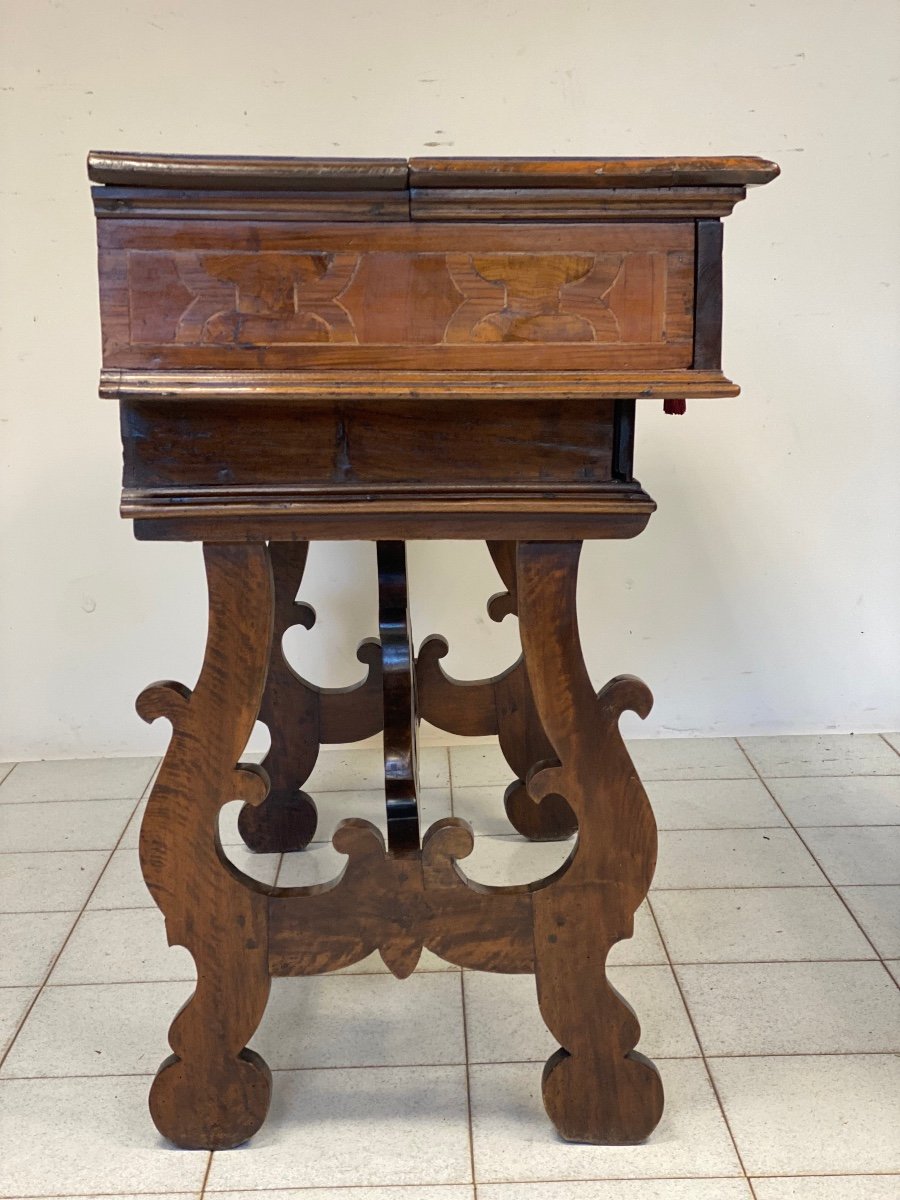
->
734, 739, 897, 984
878, 732, 900, 759
457, 970, 478, 1196
643, 887, 757, 1196
198, 1149, 214, 1199
0, 785, 151, 1074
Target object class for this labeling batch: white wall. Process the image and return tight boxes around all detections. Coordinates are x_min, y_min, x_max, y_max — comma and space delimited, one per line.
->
1, 0, 898, 760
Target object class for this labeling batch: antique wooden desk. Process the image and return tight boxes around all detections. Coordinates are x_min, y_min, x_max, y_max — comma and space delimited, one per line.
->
89, 151, 778, 1152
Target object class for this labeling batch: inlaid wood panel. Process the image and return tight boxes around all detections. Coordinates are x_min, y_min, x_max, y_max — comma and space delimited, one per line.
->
98, 222, 694, 371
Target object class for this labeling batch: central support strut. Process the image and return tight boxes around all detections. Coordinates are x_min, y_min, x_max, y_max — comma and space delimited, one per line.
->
377, 540, 420, 852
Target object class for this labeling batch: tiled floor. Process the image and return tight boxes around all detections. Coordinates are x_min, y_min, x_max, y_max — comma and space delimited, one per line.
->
0, 734, 898, 1199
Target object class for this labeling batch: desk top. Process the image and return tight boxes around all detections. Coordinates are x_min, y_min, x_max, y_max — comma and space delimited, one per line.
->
90, 153, 777, 541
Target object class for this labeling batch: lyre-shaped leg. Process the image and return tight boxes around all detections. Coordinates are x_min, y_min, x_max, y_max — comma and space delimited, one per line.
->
138, 543, 275, 1149
517, 541, 664, 1144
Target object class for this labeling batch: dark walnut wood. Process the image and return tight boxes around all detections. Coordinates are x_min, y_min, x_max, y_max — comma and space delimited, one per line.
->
89, 152, 778, 1154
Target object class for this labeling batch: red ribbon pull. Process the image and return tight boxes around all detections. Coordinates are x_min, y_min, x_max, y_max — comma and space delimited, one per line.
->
663, 399, 687, 415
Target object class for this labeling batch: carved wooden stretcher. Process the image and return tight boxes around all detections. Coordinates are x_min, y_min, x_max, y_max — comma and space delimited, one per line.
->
89, 151, 778, 1152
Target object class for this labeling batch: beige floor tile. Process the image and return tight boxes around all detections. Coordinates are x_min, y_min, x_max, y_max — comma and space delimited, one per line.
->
49, 907, 195, 984
0, 911, 77, 986
311, 786, 452, 843
462, 965, 699, 1063
0, 850, 108, 912
451, 783, 547, 836
0, 987, 36, 1057
886, 960, 900, 985
0, 763, 13, 785
676, 961, 900, 1054
740, 735, 900, 778
709, 1054, 900, 1174
629, 738, 755, 781
882, 732, 900, 754
646, 778, 786, 829
654, 829, 826, 889
799, 826, 900, 884
88, 843, 280, 909
448, 742, 511, 788
0, 1075, 208, 1194
769, 775, 900, 825
752, 1177, 900, 1199
307, 745, 450, 791
206, 1066, 471, 1190
208, 1190, 474, 1200
651, 887, 875, 963
838, 885, 900, 957
0, 798, 135, 852
0, 757, 158, 803
461, 833, 575, 887
479, 1183, 753, 1199
1, 980, 191, 1077
254, 972, 465, 1068
469, 1058, 741, 1181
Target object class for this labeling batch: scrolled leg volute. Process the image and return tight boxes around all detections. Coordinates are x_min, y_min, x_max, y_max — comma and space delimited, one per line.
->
517, 541, 664, 1144
137, 543, 275, 1149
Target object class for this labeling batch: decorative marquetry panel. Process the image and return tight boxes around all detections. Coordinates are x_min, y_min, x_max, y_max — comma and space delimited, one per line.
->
98, 222, 694, 371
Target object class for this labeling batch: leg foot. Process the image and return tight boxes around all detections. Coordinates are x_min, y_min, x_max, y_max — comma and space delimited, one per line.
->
239, 788, 318, 853
503, 779, 577, 842
150, 1048, 272, 1151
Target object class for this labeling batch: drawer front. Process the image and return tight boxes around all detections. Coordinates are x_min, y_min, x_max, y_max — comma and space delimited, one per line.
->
98, 221, 694, 373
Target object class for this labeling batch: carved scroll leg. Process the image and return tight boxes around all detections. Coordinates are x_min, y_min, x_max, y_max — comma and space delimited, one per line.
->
239, 541, 319, 852
517, 541, 664, 1144
138, 543, 275, 1149
487, 541, 577, 841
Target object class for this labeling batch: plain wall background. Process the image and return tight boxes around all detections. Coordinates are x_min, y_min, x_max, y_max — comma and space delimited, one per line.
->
1, 0, 898, 761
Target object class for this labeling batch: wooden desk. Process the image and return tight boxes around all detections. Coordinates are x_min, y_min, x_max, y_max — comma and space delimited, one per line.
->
89, 151, 778, 1152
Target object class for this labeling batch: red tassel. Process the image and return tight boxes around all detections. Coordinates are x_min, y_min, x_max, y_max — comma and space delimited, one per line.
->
664, 398, 687, 415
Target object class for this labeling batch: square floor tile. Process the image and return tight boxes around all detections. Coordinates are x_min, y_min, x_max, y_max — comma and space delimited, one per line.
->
1, 980, 192, 1077
799, 826, 900, 884
709, 1054, 900, 1174
651, 887, 874, 963
49, 907, 194, 984
646, 778, 786, 830
838, 885, 900, 957
451, 783, 545, 836
462, 833, 575, 888
676, 961, 900, 1055
469, 1058, 741, 1181
255, 971, 465, 1068
0, 850, 109, 912
752, 1177, 900, 1199
479, 1183, 753, 1200
206, 1066, 471, 1189
88, 843, 280, 910
653, 829, 826, 889
307, 745, 450, 791
208, 1191, 474, 1200
0, 911, 77, 985
629, 738, 754, 781
0, 1074, 208, 1194
768, 775, 900, 825
0, 798, 135, 852
886, 960, 900, 985
883, 732, 900, 753
312, 787, 451, 843
0, 987, 36, 1057
463, 965, 699, 1063
0, 763, 13, 785
449, 742, 510, 788
740, 735, 900, 778
0, 757, 158, 803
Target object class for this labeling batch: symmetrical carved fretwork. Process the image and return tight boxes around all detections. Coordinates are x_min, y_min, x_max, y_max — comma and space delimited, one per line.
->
137, 543, 275, 1149
517, 541, 664, 1143
238, 541, 382, 853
